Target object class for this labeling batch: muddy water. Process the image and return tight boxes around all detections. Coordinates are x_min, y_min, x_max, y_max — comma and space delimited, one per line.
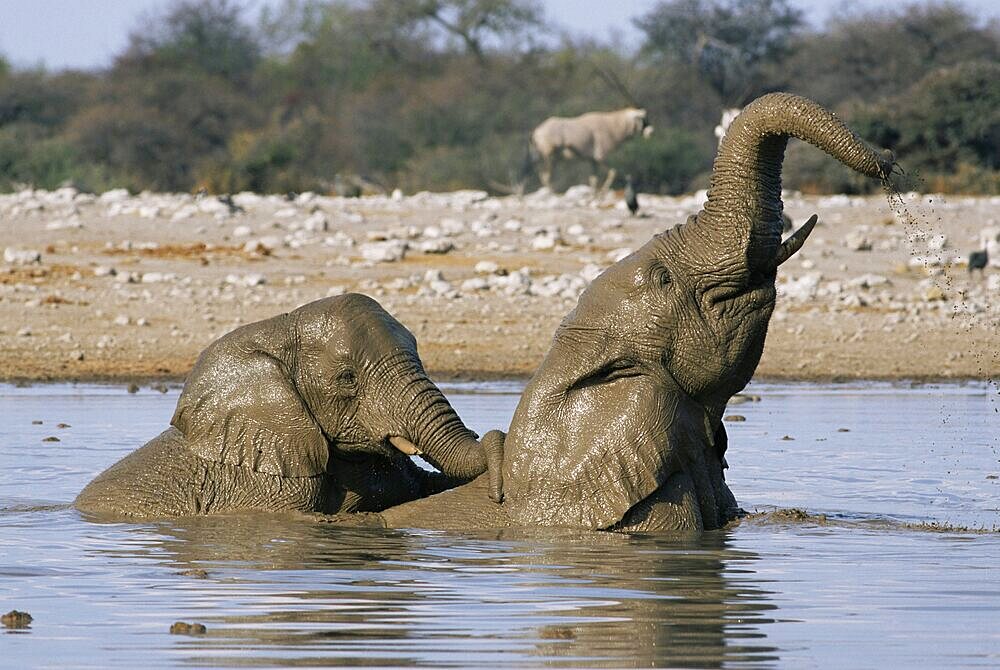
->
2, 382, 998, 668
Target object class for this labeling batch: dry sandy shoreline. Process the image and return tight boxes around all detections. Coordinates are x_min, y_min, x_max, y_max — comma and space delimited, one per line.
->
1, 186, 998, 386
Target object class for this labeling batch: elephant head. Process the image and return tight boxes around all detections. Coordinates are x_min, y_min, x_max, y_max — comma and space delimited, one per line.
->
171, 293, 501, 511
501, 93, 893, 531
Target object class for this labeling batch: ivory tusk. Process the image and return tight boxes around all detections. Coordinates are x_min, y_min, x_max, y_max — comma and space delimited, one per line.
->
775, 214, 818, 266
389, 435, 422, 455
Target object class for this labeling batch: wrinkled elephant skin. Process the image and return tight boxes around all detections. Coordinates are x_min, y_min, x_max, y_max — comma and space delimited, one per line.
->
376, 93, 893, 533
76, 294, 502, 520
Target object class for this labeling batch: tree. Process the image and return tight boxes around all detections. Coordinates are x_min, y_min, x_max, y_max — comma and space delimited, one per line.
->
385, 0, 545, 63
116, 0, 262, 83
783, 2, 1000, 107
634, 0, 803, 104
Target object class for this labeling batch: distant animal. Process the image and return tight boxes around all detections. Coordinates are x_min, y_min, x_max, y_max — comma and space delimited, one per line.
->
968, 249, 988, 274
530, 108, 653, 191
624, 175, 639, 216
714, 107, 742, 147
217, 194, 243, 215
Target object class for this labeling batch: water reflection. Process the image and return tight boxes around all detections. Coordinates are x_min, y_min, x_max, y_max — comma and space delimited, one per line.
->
90, 516, 780, 667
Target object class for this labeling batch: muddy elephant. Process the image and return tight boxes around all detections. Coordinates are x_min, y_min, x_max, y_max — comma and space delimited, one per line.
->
75, 294, 502, 520
373, 93, 894, 532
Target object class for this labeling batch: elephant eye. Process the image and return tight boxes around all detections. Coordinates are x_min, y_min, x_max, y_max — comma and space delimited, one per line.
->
653, 265, 671, 287
336, 369, 357, 386
569, 358, 641, 391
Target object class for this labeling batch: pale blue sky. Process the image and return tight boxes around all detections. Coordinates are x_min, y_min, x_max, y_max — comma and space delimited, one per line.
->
1, 0, 998, 71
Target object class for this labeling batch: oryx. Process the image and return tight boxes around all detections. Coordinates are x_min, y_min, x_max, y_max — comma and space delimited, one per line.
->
529, 108, 653, 191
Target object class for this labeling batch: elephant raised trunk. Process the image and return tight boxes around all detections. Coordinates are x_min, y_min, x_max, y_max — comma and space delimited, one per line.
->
698, 93, 894, 271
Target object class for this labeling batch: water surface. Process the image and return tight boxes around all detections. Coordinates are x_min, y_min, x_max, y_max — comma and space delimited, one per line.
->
2, 381, 998, 668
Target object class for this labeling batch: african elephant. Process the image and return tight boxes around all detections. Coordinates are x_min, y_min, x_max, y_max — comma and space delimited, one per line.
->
75, 294, 503, 520
373, 92, 894, 532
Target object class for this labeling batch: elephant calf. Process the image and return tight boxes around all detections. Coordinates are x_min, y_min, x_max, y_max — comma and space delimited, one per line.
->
75, 294, 503, 520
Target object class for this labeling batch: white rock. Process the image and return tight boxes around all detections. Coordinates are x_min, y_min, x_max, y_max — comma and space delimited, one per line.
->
423, 225, 442, 239
490, 269, 532, 295
474, 260, 500, 275
274, 207, 298, 219
141, 272, 174, 283
428, 279, 456, 297
564, 184, 593, 201
460, 277, 489, 292
440, 218, 465, 235
138, 206, 160, 219
844, 229, 872, 251
198, 198, 228, 215
391, 188, 404, 201
566, 223, 586, 236
417, 239, 455, 254
385, 277, 413, 291
927, 234, 948, 251
303, 212, 329, 232
243, 236, 282, 254
424, 269, 445, 283
360, 240, 408, 263
171, 205, 198, 221
909, 255, 944, 268
847, 274, 890, 289
4, 248, 41, 265
93, 265, 117, 277
778, 273, 822, 301
114, 315, 130, 326
45, 217, 83, 230
99, 189, 130, 203
531, 235, 558, 251
981, 227, 1000, 268
988, 275, 1000, 291
502, 218, 522, 232
225, 273, 267, 287
232, 225, 253, 238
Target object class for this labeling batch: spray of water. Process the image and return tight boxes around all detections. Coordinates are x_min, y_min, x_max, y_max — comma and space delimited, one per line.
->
881, 168, 999, 465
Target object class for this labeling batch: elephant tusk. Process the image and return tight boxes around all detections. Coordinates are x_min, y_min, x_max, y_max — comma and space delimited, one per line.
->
389, 435, 422, 455
775, 214, 818, 266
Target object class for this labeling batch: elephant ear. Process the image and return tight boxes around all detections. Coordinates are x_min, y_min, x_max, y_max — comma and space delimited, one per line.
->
504, 355, 715, 530
171, 345, 328, 478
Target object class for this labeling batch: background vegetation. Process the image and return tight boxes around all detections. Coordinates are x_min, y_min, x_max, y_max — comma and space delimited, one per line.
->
0, 0, 997, 194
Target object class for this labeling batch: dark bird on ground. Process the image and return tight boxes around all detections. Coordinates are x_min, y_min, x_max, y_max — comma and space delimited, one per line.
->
624, 175, 639, 216
968, 249, 988, 274
218, 194, 244, 215
284, 191, 298, 202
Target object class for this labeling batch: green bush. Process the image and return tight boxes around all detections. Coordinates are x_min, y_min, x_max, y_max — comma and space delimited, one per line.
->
609, 128, 713, 194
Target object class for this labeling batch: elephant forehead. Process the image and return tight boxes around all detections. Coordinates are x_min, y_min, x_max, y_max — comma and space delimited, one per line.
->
293, 295, 417, 355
